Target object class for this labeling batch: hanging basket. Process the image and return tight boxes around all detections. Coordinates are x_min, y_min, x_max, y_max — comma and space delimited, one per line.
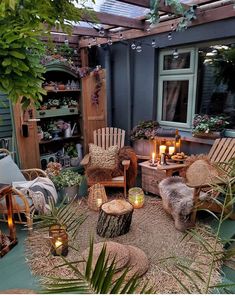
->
87, 183, 108, 211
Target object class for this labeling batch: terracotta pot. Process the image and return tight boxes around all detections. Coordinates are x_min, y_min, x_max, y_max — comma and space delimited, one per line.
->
132, 139, 155, 157
58, 84, 65, 90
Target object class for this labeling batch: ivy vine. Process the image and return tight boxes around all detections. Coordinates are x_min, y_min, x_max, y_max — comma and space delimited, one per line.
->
148, 0, 197, 32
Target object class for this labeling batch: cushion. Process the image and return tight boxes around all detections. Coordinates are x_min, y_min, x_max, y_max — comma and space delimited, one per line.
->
89, 144, 119, 170
0, 155, 26, 185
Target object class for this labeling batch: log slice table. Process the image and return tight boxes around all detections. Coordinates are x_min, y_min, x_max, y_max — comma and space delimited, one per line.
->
96, 199, 133, 238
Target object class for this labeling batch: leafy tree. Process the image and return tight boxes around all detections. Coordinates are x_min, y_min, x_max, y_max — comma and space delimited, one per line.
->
0, 0, 92, 108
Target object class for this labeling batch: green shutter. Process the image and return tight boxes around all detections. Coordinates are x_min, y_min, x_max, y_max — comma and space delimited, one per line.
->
0, 93, 13, 138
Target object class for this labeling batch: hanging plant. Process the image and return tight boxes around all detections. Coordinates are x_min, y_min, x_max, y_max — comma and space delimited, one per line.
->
91, 66, 102, 105
148, 0, 197, 32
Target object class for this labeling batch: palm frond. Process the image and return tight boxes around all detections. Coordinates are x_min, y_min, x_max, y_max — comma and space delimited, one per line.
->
42, 239, 153, 294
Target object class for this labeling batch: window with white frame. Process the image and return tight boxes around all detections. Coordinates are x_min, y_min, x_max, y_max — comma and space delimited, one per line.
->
157, 48, 198, 129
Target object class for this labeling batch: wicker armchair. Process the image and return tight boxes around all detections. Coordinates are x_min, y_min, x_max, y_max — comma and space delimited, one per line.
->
0, 149, 47, 229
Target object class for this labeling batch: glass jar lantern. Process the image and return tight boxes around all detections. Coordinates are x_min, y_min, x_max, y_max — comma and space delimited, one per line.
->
128, 187, 145, 209
49, 224, 68, 256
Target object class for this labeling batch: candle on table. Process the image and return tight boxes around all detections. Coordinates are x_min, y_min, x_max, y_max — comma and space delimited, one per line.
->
169, 146, 175, 155
159, 145, 166, 155
151, 152, 155, 163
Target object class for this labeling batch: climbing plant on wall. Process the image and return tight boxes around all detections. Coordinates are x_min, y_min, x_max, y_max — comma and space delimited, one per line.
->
0, 0, 92, 108
148, 0, 197, 31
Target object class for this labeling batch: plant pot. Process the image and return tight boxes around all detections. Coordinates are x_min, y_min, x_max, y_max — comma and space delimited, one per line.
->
132, 139, 155, 158
70, 157, 80, 167
193, 131, 222, 139
59, 184, 79, 203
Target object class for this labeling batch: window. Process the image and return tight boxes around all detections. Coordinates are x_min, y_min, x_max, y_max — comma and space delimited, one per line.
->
196, 44, 235, 130
158, 48, 197, 129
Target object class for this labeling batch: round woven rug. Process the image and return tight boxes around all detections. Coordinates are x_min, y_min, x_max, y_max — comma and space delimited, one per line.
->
25, 197, 223, 293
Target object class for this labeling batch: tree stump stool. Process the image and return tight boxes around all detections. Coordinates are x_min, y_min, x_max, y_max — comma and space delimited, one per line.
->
96, 199, 133, 238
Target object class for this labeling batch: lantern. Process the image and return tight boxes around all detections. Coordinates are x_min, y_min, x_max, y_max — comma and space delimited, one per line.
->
49, 224, 68, 256
87, 183, 108, 211
128, 187, 145, 209
174, 129, 181, 154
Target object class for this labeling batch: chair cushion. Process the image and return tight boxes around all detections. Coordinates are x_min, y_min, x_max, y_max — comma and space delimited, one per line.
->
0, 155, 26, 184
89, 144, 119, 170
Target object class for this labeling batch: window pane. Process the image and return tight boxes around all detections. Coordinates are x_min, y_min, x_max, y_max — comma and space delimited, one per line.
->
163, 52, 191, 70
196, 44, 235, 129
162, 80, 189, 123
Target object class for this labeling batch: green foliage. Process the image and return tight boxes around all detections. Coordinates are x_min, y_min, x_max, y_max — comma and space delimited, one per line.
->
165, 158, 235, 293
148, 0, 197, 32
211, 47, 235, 93
34, 196, 87, 240
50, 169, 83, 189
0, 0, 91, 108
42, 239, 154, 294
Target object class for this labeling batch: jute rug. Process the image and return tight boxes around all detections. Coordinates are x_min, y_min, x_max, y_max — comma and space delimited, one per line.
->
25, 197, 223, 293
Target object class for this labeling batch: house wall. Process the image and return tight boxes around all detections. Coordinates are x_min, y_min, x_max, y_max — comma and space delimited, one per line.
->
99, 18, 235, 152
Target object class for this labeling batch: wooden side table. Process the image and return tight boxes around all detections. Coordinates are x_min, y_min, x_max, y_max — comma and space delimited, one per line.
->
0, 184, 18, 257
139, 161, 186, 195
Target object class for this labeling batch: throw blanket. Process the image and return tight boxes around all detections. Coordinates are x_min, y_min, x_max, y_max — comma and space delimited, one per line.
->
12, 177, 58, 214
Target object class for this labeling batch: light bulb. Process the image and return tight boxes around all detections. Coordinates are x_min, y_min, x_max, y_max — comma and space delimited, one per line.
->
97, 43, 101, 48
88, 42, 91, 49
108, 37, 113, 46
74, 49, 77, 55
99, 27, 105, 36
131, 42, 136, 50
119, 33, 123, 40
168, 32, 172, 40
64, 39, 69, 45
173, 49, 179, 59
136, 45, 142, 53
151, 39, 156, 47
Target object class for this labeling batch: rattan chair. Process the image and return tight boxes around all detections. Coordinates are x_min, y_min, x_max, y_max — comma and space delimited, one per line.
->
0, 149, 47, 229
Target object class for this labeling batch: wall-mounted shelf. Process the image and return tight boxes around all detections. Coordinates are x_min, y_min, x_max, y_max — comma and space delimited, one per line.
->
39, 135, 82, 144
36, 108, 78, 118
44, 89, 81, 93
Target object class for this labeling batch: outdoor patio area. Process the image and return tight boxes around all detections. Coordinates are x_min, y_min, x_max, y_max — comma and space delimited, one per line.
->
0, 0, 235, 294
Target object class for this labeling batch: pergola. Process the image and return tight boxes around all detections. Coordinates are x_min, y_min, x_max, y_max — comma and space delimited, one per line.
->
48, 0, 235, 54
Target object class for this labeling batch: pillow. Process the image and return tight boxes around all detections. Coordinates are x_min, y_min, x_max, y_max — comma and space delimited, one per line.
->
89, 144, 119, 170
186, 159, 220, 187
0, 155, 26, 185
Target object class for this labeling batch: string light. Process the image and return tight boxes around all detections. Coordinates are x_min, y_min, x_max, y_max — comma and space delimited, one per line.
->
136, 43, 142, 53
173, 48, 179, 59
168, 32, 172, 40
131, 41, 136, 50
151, 39, 156, 47
119, 33, 123, 40
64, 38, 69, 45
107, 37, 113, 46
88, 42, 92, 49
99, 27, 105, 36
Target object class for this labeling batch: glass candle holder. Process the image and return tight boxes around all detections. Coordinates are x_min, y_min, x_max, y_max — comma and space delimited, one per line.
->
128, 187, 145, 209
49, 224, 68, 256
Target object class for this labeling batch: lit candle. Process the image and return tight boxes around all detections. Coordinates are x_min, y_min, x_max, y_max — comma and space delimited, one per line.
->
54, 239, 63, 255
96, 198, 103, 208
159, 145, 166, 155
169, 146, 175, 155
151, 152, 155, 163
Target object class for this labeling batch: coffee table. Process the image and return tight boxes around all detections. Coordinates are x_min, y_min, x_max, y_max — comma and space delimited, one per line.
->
139, 161, 186, 195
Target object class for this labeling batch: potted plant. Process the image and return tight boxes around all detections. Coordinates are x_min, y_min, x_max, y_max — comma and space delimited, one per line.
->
49, 167, 83, 202
130, 120, 159, 157
65, 143, 80, 167
192, 114, 229, 139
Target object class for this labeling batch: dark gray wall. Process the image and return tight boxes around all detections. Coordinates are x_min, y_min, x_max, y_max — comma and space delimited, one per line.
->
98, 18, 235, 150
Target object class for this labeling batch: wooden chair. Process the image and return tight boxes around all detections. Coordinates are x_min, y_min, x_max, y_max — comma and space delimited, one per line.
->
187, 138, 235, 222
81, 127, 130, 198
0, 149, 47, 229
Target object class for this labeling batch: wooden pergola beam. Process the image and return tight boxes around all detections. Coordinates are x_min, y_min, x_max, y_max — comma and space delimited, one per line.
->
117, 0, 190, 13
82, 11, 145, 29
79, 3, 235, 48
50, 26, 111, 38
